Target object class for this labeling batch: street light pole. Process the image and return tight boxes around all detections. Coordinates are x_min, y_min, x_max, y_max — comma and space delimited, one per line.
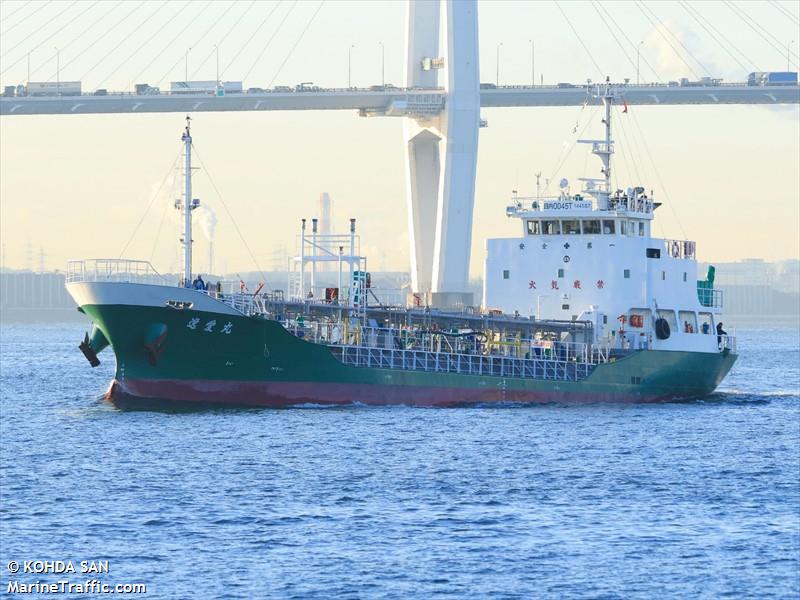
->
496, 42, 503, 87
348, 44, 355, 88
529, 39, 534, 87
214, 44, 219, 94
54, 47, 59, 95
379, 41, 385, 87
637, 41, 643, 85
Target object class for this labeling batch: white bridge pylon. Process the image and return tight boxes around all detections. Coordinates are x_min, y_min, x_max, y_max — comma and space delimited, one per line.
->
404, 0, 480, 306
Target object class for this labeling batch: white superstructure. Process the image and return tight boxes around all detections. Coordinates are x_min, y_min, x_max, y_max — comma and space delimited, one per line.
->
483, 79, 728, 355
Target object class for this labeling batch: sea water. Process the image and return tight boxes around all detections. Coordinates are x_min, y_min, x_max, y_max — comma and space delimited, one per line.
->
1, 323, 798, 598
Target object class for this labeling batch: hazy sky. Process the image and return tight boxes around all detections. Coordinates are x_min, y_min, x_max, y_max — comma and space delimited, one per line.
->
0, 0, 798, 276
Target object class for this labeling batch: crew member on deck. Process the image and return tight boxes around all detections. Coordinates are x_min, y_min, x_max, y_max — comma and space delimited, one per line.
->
716, 322, 727, 347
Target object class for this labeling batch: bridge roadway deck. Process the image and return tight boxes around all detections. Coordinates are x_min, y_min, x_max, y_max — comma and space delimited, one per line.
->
1, 85, 798, 116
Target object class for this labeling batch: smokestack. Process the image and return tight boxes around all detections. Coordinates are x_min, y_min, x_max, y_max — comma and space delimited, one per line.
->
319, 193, 332, 235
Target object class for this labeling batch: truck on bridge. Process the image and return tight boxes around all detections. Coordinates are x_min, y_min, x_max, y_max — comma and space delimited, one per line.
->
747, 71, 799, 86
170, 80, 243, 95
24, 81, 82, 96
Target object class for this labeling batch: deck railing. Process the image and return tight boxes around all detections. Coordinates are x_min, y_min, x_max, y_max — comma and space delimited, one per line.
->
719, 334, 736, 354
283, 321, 608, 381
329, 345, 596, 381
66, 259, 169, 285
697, 286, 723, 308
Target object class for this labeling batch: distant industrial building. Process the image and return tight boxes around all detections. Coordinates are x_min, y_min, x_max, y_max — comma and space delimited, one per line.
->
1, 260, 797, 323
0, 270, 79, 321
700, 259, 800, 320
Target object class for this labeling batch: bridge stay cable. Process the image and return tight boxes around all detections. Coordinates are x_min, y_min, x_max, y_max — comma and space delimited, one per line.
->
0, 0, 34, 25
42, 1, 145, 83
94, 0, 192, 90
635, 0, 707, 80
220, 1, 285, 80
25, 0, 124, 81
78, 0, 170, 85
590, 1, 643, 82
0, 0, 100, 77
594, 2, 662, 83
267, 1, 324, 89
723, 0, 798, 69
766, 0, 800, 26
1, 0, 78, 59
242, 1, 298, 83
185, 0, 255, 83
553, 1, 604, 80
0, 0, 52, 38
154, 0, 239, 88
678, 0, 759, 74
130, 0, 214, 86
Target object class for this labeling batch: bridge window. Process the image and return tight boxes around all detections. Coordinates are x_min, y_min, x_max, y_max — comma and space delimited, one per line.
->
526, 220, 541, 235
603, 220, 615, 234
542, 220, 560, 235
563, 219, 580, 234
503, 270, 510, 280
582, 220, 601, 234
624, 269, 631, 278
683, 272, 687, 282
620, 221, 628, 235
629, 221, 636, 236
639, 222, 645, 236
558, 268, 565, 278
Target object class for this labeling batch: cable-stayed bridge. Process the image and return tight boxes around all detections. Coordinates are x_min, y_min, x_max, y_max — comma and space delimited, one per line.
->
1, 0, 799, 306
1, 83, 798, 116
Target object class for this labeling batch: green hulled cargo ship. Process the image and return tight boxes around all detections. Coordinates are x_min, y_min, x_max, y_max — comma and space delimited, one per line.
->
67, 105, 736, 409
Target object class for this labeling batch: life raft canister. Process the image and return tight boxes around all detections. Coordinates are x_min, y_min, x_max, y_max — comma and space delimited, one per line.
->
655, 318, 671, 340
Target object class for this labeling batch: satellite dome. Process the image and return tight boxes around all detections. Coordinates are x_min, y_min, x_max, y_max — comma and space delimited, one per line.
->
559, 178, 569, 189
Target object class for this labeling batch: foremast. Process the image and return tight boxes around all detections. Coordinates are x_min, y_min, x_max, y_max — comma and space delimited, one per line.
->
180, 115, 195, 287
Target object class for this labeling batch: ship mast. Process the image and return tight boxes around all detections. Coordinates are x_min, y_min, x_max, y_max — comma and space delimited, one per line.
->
601, 77, 613, 200
181, 115, 193, 287
577, 76, 615, 209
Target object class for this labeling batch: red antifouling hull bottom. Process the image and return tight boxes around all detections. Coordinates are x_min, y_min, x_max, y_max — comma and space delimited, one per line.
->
106, 378, 666, 410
